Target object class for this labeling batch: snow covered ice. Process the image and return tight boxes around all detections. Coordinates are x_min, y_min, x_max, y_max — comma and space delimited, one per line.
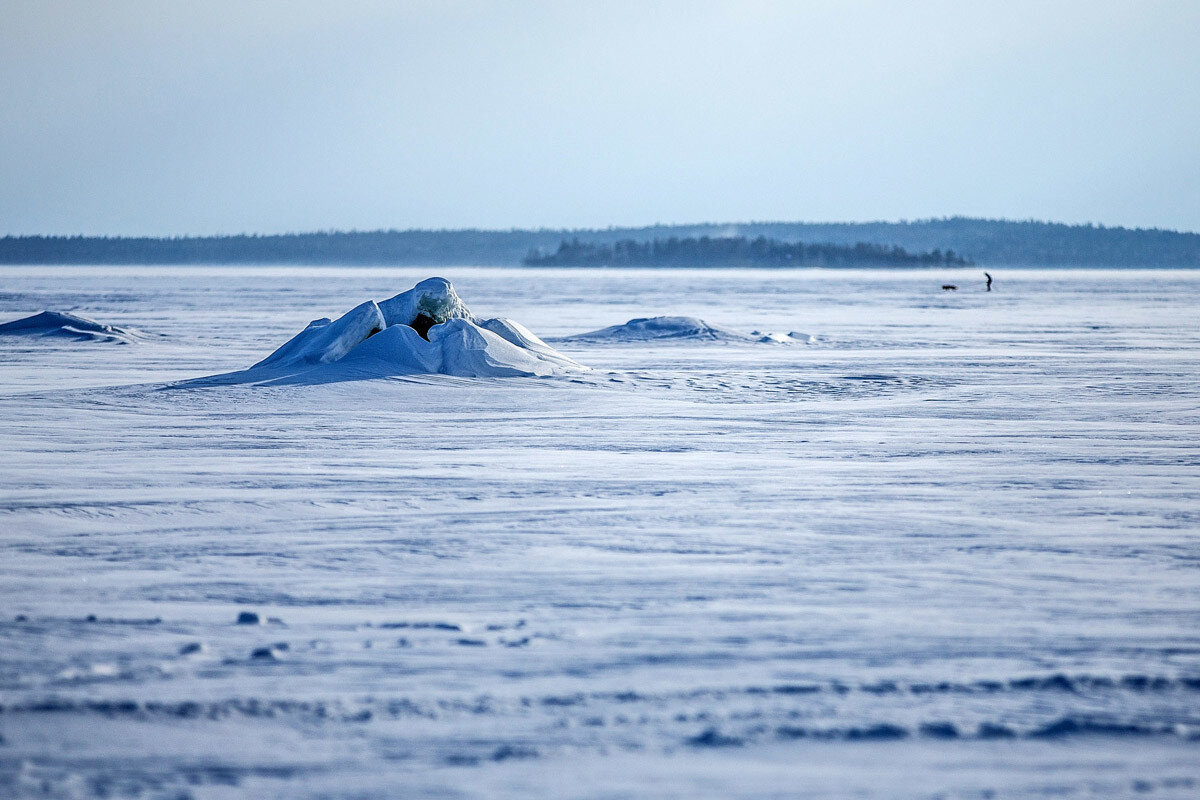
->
1, 266, 1199, 799
557, 314, 813, 344
0, 310, 140, 343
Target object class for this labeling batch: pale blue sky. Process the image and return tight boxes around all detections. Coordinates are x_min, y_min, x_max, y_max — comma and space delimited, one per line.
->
2, 0, 1198, 234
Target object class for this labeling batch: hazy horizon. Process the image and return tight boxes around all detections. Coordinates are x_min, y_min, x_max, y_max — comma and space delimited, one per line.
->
6, 214, 1200, 239
3, 1, 1199, 235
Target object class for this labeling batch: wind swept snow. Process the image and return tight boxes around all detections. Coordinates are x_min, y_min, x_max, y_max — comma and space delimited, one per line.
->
189, 277, 585, 384
0, 310, 140, 343
2, 266, 1200, 799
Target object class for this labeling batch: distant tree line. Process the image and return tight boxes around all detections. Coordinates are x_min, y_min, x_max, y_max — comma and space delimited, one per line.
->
523, 236, 971, 268
0, 231, 550, 266
740, 217, 1200, 268
2, 218, 1199, 266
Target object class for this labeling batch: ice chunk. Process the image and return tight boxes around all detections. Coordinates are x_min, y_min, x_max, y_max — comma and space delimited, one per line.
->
0, 310, 139, 343
755, 331, 815, 344
253, 300, 385, 368
754, 331, 793, 343
377, 277, 473, 329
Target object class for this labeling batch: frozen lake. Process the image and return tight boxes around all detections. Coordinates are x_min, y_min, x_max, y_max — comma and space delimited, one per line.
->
1, 266, 1198, 799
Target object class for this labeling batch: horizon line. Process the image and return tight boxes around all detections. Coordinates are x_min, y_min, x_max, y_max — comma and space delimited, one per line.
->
4, 216, 1200, 240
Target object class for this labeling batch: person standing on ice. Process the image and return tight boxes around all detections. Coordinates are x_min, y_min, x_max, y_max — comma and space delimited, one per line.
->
984, 272, 993, 291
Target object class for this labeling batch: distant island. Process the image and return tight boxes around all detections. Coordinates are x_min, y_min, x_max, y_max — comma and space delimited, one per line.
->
523, 236, 971, 268
2, 217, 1199, 267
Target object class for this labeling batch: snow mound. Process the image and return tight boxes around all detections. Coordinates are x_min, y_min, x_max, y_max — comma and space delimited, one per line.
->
557, 316, 747, 342
557, 316, 813, 344
189, 278, 586, 385
0, 311, 140, 343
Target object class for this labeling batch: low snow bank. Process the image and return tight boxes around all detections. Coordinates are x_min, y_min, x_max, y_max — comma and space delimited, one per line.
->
188, 278, 586, 385
0, 311, 140, 343
556, 316, 813, 344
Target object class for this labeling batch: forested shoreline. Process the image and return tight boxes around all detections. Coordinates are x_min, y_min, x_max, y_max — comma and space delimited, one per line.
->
523, 236, 971, 267
3, 218, 1199, 266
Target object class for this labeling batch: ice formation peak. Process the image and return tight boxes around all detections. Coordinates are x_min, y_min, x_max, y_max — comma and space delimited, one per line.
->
217, 278, 585, 383
378, 277, 474, 333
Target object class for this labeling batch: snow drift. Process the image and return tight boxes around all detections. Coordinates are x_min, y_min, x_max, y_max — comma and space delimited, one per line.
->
0, 311, 140, 343
189, 278, 586, 385
556, 316, 814, 344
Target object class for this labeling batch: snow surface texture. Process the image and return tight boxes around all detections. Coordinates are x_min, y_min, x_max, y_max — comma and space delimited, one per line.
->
194, 277, 584, 384
1, 267, 1199, 799
556, 314, 814, 344
0, 310, 139, 343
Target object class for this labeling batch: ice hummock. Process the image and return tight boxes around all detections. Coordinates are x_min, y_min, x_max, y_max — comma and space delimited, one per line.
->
191, 278, 586, 384
556, 315, 813, 344
0, 310, 140, 343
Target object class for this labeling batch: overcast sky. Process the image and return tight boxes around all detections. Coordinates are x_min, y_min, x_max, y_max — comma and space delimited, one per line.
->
2, 0, 1198, 235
